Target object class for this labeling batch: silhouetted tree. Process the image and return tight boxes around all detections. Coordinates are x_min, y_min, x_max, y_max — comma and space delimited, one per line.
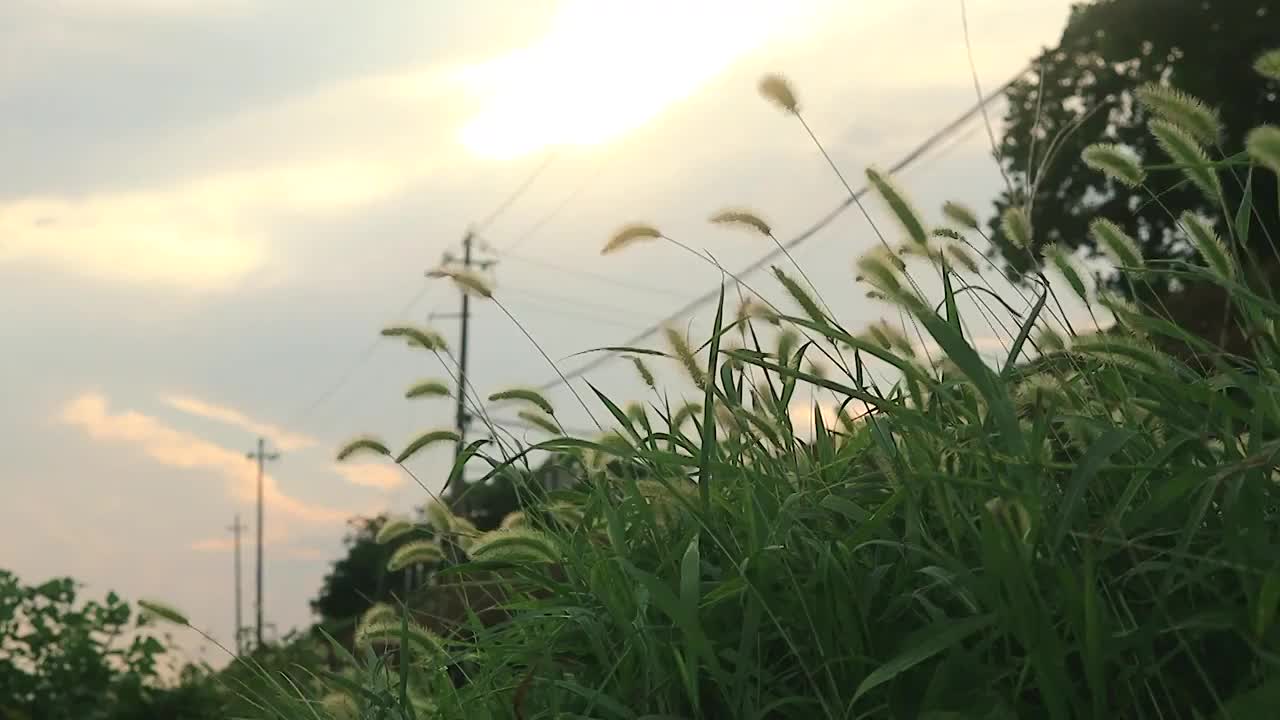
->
310, 515, 407, 624
988, 0, 1279, 298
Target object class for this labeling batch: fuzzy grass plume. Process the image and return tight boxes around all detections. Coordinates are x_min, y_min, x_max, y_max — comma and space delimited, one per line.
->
941, 200, 980, 230
488, 388, 555, 416
360, 602, 397, 628
603, 223, 662, 255
336, 436, 391, 462
424, 500, 455, 534
1178, 212, 1234, 280
736, 297, 779, 326
776, 328, 801, 364
855, 246, 906, 295
320, 693, 359, 720
1082, 143, 1146, 187
670, 401, 702, 429
427, 268, 493, 298
1035, 326, 1066, 352
1016, 373, 1067, 409
1000, 207, 1032, 249
1090, 218, 1143, 269
375, 516, 415, 544
387, 540, 445, 571
138, 599, 188, 626
396, 429, 461, 463
1136, 83, 1222, 145
866, 167, 928, 246
518, 409, 561, 435
468, 528, 562, 564
405, 379, 450, 400
627, 355, 656, 388
710, 208, 772, 236
1046, 245, 1089, 301
381, 325, 447, 352
1150, 119, 1222, 200
1246, 125, 1280, 175
864, 320, 914, 357
1256, 48, 1280, 81
943, 243, 981, 273
355, 618, 444, 654
772, 267, 825, 325
663, 327, 707, 389
758, 73, 798, 113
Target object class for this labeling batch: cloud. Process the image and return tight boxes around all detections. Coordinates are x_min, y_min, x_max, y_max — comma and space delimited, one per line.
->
162, 395, 316, 452
332, 463, 404, 492
455, 0, 818, 159
35, 0, 251, 16
190, 534, 324, 561
60, 392, 348, 526
0, 157, 423, 289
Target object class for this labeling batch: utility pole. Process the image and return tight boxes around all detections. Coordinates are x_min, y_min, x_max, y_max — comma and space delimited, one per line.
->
227, 514, 246, 656
246, 437, 278, 651
454, 230, 474, 492
432, 231, 497, 508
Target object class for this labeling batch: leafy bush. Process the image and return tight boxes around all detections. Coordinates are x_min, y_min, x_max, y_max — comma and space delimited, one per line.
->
0, 570, 220, 720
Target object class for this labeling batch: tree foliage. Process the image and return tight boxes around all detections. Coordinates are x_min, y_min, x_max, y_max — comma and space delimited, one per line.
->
989, 0, 1279, 295
0, 570, 220, 720
310, 515, 409, 625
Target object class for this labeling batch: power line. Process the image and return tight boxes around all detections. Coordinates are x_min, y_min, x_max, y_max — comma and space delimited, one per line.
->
502, 69, 1026, 398
494, 145, 619, 254
474, 150, 560, 233
488, 416, 598, 438
499, 283, 660, 321
493, 294, 651, 332
494, 250, 692, 299
286, 146, 560, 431
285, 282, 434, 428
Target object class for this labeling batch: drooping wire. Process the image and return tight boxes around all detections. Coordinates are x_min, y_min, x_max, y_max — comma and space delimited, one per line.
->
473, 150, 560, 234
494, 68, 1026, 400
286, 282, 436, 428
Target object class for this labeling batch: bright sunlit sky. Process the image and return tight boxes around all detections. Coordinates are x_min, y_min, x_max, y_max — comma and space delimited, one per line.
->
0, 0, 1081, 663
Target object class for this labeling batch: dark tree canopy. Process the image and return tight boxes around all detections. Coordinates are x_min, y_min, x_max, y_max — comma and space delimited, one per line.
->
310, 514, 407, 624
989, 0, 1279, 296
310, 454, 585, 625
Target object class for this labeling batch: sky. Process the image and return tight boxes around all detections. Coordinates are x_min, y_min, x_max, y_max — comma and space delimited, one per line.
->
0, 0, 1081, 664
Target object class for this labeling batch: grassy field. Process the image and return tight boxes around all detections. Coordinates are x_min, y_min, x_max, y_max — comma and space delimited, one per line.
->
157, 51, 1280, 719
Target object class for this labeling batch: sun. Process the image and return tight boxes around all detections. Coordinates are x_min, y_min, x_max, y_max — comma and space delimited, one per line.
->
455, 0, 816, 160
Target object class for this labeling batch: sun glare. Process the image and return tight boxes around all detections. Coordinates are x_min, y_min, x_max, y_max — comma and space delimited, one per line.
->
456, 0, 815, 159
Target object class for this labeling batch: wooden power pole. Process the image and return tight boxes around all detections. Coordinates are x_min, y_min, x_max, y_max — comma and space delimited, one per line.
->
246, 437, 278, 651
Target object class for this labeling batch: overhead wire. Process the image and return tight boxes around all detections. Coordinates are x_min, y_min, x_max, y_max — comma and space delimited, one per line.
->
492, 68, 1026, 399
287, 149, 564, 431
493, 251, 691, 299
473, 149, 560, 234
494, 144, 620, 253
498, 284, 661, 321
286, 281, 436, 428
486, 293, 651, 332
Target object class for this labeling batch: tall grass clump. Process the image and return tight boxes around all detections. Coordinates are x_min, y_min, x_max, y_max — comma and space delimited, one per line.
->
226, 50, 1280, 720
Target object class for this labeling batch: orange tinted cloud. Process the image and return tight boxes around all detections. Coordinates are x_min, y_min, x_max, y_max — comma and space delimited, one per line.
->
162, 394, 316, 451
60, 392, 347, 526
332, 463, 404, 491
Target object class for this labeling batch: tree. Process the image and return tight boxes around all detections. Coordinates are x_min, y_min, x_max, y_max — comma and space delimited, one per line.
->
311, 454, 586, 627
310, 514, 409, 624
988, 0, 1279, 297
0, 570, 221, 720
